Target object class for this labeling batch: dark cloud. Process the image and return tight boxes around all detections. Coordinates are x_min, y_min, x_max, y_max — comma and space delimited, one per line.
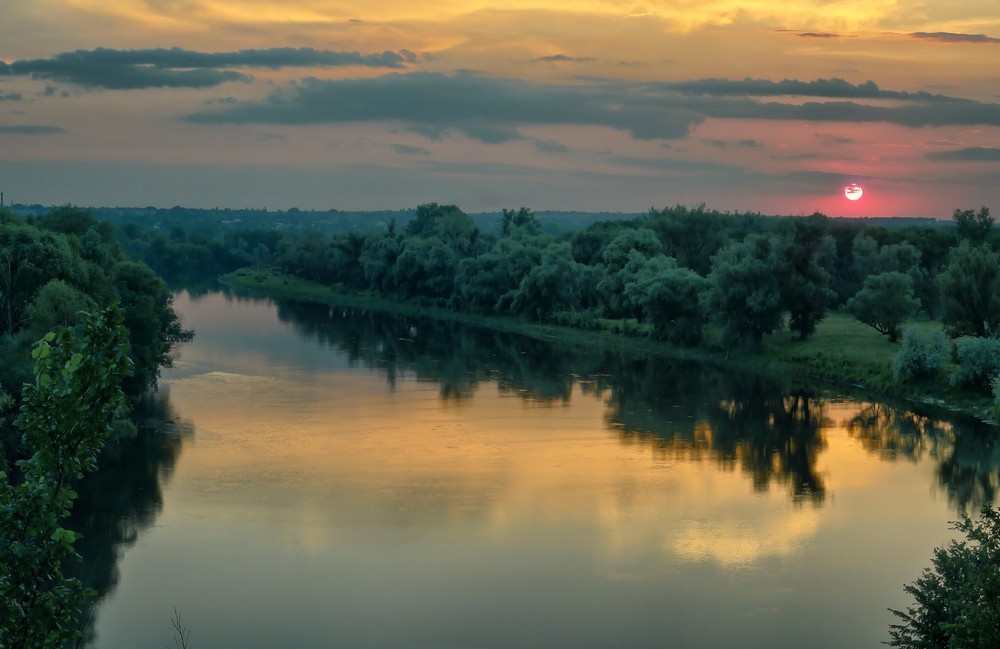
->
0, 125, 65, 134
391, 144, 431, 156
0, 91, 22, 101
927, 147, 1000, 161
657, 77, 953, 101
531, 54, 597, 63
184, 72, 1000, 143
534, 139, 569, 153
911, 32, 1000, 44
797, 32, 840, 38
186, 72, 703, 142
0, 47, 410, 90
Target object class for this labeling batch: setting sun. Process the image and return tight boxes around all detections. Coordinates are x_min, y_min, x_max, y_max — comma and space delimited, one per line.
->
844, 183, 864, 201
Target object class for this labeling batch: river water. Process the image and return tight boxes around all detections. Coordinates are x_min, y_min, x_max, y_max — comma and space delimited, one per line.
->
77, 289, 999, 648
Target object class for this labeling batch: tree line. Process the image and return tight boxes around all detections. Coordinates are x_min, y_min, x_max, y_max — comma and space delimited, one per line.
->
244, 203, 993, 343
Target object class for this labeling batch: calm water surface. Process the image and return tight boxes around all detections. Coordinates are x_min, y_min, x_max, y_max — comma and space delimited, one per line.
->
78, 290, 999, 648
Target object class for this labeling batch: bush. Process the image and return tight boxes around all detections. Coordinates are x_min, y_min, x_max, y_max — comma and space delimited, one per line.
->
887, 506, 1000, 648
892, 328, 949, 381
950, 337, 1000, 391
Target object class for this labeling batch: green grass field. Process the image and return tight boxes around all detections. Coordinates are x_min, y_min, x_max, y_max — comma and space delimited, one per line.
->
220, 268, 997, 422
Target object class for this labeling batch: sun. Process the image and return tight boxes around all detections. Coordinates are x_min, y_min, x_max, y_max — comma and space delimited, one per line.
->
844, 183, 864, 201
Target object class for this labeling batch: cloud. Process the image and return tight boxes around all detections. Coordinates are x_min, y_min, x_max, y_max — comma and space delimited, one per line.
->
391, 144, 431, 156
911, 32, 1000, 44
184, 72, 1000, 144
534, 139, 569, 153
657, 77, 952, 101
0, 125, 65, 134
186, 72, 704, 142
927, 147, 1000, 161
796, 32, 841, 38
0, 47, 410, 90
531, 54, 597, 63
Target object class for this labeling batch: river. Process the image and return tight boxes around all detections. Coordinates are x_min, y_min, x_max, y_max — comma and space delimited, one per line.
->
76, 289, 999, 648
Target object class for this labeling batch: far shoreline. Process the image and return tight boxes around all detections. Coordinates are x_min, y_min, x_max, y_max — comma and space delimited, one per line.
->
218, 268, 999, 427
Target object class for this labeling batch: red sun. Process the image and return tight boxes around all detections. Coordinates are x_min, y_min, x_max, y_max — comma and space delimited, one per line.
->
844, 183, 864, 201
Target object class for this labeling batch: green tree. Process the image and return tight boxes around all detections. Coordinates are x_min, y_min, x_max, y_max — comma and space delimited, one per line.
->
779, 215, 837, 340
938, 241, 1000, 338
624, 255, 709, 346
888, 506, 1000, 648
509, 242, 584, 321
501, 207, 541, 237
0, 305, 133, 649
952, 206, 993, 242
113, 261, 194, 396
456, 233, 544, 314
0, 222, 75, 336
846, 271, 920, 342
704, 234, 785, 347
22, 280, 99, 341
596, 228, 663, 318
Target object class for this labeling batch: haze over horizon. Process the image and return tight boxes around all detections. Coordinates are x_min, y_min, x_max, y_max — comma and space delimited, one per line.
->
1, 1, 999, 218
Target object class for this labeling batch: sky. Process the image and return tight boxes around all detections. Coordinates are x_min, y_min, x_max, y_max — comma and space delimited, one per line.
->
1, 1, 999, 217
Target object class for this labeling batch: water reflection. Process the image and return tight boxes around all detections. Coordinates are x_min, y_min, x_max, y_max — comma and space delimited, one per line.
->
847, 403, 1000, 512
77, 290, 999, 648
70, 390, 192, 642
231, 290, 997, 514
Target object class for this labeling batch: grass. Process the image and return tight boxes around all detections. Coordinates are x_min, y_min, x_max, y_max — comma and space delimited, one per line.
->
219, 268, 998, 423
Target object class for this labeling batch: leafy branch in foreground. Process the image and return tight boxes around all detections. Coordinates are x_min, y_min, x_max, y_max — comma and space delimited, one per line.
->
887, 506, 1000, 648
0, 305, 133, 649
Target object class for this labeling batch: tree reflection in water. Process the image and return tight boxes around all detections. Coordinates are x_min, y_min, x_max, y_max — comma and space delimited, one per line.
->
69, 389, 192, 644
847, 403, 1000, 512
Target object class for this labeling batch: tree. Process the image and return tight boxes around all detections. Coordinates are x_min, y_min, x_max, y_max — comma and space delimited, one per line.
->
509, 242, 584, 321
0, 305, 133, 649
501, 207, 541, 237
938, 241, 1000, 338
704, 234, 785, 347
887, 506, 1000, 648
846, 272, 920, 342
952, 206, 993, 242
623, 255, 709, 346
0, 222, 75, 336
779, 215, 837, 340
596, 228, 663, 318
113, 261, 193, 396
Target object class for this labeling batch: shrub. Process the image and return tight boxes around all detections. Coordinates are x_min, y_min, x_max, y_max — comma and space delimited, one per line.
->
950, 337, 1000, 391
892, 328, 949, 381
887, 506, 1000, 648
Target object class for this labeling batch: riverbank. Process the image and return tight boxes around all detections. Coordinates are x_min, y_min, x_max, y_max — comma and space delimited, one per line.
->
219, 267, 998, 424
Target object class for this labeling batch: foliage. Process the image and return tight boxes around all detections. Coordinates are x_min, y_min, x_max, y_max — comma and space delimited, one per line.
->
0, 221, 75, 336
704, 234, 785, 347
938, 241, 1000, 338
847, 272, 920, 342
950, 337, 1000, 392
887, 506, 1000, 648
892, 328, 949, 381
952, 206, 993, 242
509, 242, 584, 321
595, 228, 663, 318
622, 254, 709, 346
779, 214, 838, 340
0, 305, 133, 649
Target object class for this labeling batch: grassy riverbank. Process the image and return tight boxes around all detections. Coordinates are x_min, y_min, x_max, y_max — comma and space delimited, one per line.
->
219, 267, 998, 423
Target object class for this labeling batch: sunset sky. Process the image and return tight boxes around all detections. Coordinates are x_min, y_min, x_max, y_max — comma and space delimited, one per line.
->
1, 1, 999, 216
